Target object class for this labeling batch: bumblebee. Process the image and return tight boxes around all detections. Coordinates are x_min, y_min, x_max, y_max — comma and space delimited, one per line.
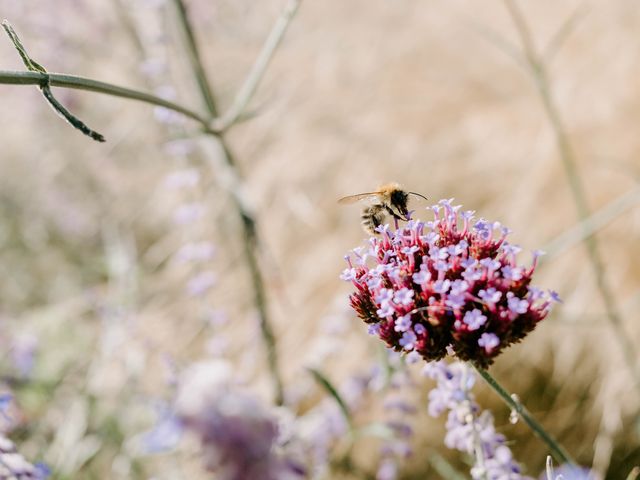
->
338, 182, 428, 234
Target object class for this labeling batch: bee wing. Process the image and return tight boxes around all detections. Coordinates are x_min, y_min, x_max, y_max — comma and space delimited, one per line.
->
337, 192, 381, 204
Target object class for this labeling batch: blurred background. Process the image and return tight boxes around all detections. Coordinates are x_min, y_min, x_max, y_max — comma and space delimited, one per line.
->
0, 0, 639, 478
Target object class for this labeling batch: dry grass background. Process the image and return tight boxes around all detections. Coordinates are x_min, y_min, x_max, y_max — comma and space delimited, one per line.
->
0, 0, 639, 478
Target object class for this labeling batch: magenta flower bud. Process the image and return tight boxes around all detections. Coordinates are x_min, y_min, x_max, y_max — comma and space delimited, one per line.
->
343, 200, 558, 367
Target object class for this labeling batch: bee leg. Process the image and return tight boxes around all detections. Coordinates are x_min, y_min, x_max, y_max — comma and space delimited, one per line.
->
384, 206, 406, 228
384, 206, 404, 221
361, 204, 387, 235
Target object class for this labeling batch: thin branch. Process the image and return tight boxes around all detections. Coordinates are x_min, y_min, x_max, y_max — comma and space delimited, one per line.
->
212, 0, 303, 132
0, 70, 210, 127
542, 2, 588, 63
170, 0, 291, 405
543, 184, 640, 259
500, 0, 640, 392
462, 16, 526, 71
473, 365, 576, 465
208, 140, 285, 405
40, 82, 105, 142
2, 20, 105, 142
170, 0, 218, 118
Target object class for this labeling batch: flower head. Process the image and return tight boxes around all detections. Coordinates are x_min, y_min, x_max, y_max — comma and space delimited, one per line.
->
343, 200, 557, 367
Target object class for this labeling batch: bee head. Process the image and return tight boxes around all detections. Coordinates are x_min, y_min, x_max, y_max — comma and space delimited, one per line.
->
388, 189, 410, 220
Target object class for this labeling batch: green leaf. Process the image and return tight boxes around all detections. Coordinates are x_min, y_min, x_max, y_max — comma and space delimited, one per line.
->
307, 367, 353, 431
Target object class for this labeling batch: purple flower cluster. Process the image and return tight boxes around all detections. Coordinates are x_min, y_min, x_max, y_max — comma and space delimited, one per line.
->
342, 199, 559, 367
174, 360, 304, 480
424, 361, 531, 480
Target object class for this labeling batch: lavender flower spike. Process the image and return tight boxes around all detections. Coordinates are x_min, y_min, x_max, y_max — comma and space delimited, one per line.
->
424, 361, 532, 480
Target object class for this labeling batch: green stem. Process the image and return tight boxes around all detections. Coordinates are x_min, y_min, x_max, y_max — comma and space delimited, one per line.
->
0, 70, 210, 126
473, 365, 576, 465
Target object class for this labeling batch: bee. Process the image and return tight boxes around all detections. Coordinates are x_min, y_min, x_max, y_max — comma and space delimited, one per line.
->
338, 182, 428, 234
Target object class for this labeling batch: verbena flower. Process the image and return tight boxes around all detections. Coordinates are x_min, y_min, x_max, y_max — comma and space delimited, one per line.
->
343, 199, 559, 367
424, 361, 531, 479
175, 360, 304, 480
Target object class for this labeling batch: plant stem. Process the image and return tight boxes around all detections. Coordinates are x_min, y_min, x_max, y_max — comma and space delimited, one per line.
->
170, 0, 286, 405
502, 0, 640, 392
0, 70, 210, 126
473, 365, 576, 465
212, 0, 302, 132
170, 0, 218, 118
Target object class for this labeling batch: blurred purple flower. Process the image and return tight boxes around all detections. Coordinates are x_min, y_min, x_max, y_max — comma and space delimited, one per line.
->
543, 459, 600, 480
175, 360, 304, 480
175, 241, 216, 263
187, 271, 217, 296
10, 333, 38, 377
140, 403, 184, 453
173, 203, 205, 225
376, 458, 398, 480
0, 394, 13, 427
163, 169, 200, 190
139, 58, 166, 78
343, 199, 559, 367
163, 139, 195, 158
374, 360, 418, 480
153, 86, 185, 125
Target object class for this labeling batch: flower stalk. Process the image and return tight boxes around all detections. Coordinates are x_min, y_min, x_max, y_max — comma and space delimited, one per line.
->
473, 365, 575, 466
